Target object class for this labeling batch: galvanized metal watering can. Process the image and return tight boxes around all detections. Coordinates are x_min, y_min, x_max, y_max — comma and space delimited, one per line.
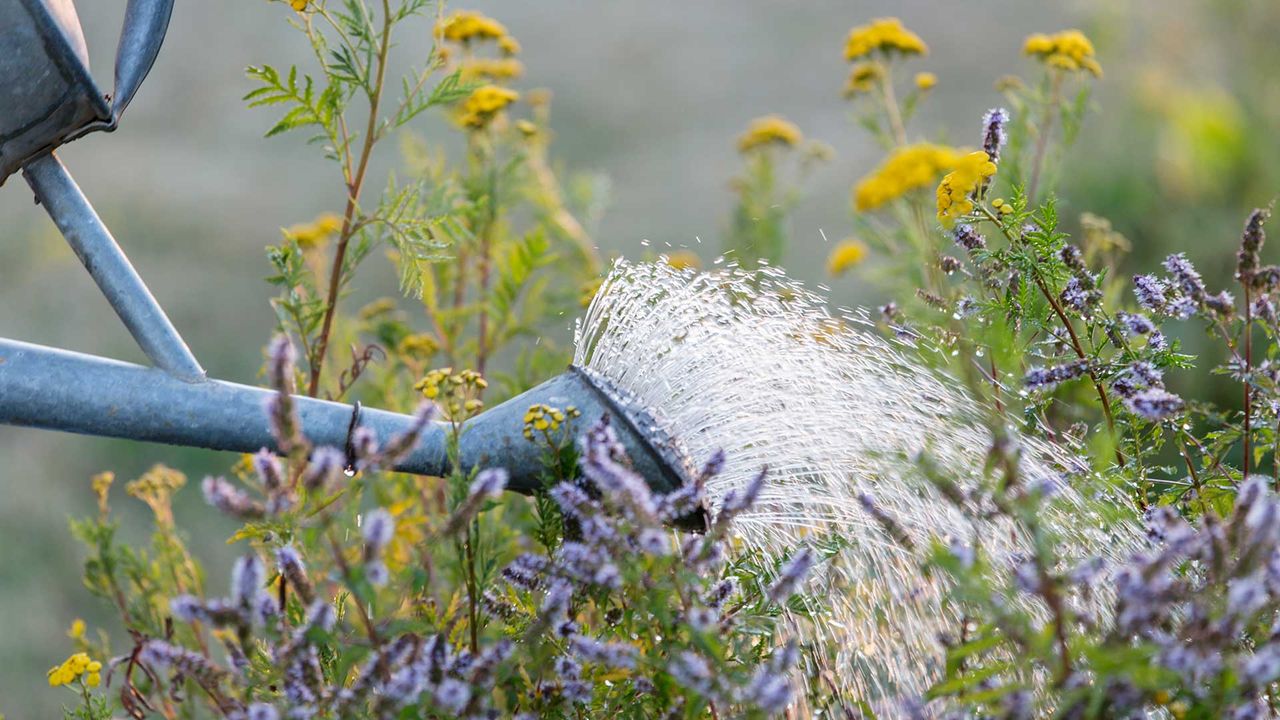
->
0, 0, 703, 527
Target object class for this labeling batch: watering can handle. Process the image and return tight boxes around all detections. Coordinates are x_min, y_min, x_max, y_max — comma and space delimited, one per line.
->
109, 0, 175, 125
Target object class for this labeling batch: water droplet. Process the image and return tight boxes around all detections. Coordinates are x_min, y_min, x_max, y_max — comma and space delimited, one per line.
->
344, 467, 356, 477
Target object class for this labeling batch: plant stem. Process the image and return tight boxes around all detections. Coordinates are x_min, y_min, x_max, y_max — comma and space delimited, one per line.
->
475, 155, 499, 379
979, 207, 1125, 466
1026, 71, 1062, 206
308, 0, 393, 398
878, 68, 907, 147
1244, 282, 1253, 477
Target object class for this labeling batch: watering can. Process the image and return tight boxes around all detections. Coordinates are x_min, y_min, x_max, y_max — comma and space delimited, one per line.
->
0, 0, 705, 529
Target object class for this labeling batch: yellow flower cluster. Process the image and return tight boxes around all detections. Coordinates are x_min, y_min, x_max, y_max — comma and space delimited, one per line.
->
827, 238, 869, 276
522, 403, 580, 441
91, 471, 113, 516
844, 18, 928, 61
459, 85, 520, 129
461, 58, 525, 82
853, 143, 964, 211
843, 61, 884, 97
48, 652, 101, 688
936, 151, 998, 227
284, 212, 343, 249
991, 197, 1014, 216
1023, 30, 1102, 77
396, 333, 439, 359
436, 10, 508, 44
737, 115, 803, 153
415, 368, 486, 418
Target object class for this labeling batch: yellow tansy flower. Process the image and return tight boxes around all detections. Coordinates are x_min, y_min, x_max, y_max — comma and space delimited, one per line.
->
843, 61, 884, 97
47, 652, 100, 688
853, 143, 964, 211
663, 251, 701, 271
936, 151, 997, 227
284, 212, 344, 249
289, 0, 308, 11
498, 35, 521, 56
914, 71, 937, 90
436, 10, 508, 44
844, 18, 928, 61
67, 619, 85, 641
737, 115, 803, 153
459, 85, 519, 128
461, 58, 525, 82
1023, 29, 1102, 77
827, 239, 869, 276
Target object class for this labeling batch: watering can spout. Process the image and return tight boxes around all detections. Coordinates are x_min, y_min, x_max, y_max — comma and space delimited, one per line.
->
111, 0, 176, 125
0, 339, 708, 531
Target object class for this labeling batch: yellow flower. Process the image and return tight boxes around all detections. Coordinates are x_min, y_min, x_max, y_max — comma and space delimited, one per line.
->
47, 652, 100, 688
1023, 29, 1102, 77
397, 333, 439, 359
663, 251, 701, 271
737, 115, 803, 153
459, 85, 519, 128
853, 143, 964, 211
936, 151, 997, 227
844, 18, 928, 61
436, 10, 508, 44
827, 239, 869, 276
289, 0, 308, 11
91, 472, 113, 516
498, 35, 521, 56
843, 61, 884, 97
67, 619, 85, 641
460, 58, 525, 82
284, 212, 343, 249
914, 71, 937, 90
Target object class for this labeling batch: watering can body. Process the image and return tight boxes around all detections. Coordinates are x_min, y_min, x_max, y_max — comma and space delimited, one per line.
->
0, 0, 174, 184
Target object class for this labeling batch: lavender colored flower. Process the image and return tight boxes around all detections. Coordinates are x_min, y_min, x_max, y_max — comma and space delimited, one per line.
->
303, 598, 336, 633
171, 594, 205, 623
952, 223, 986, 251
365, 560, 389, 587
686, 605, 719, 633
636, 528, 671, 555
553, 654, 581, 680
1205, 290, 1236, 317
1240, 643, 1280, 687
705, 578, 737, 609
140, 640, 227, 682
1023, 359, 1089, 390
362, 507, 395, 557
253, 449, 283, 493
1124, 387, 1184, 421
1133, 274, 1169, 313
1117, 311, 1154, 336
981, 108, 1009, 162
231, 553, 265, 609
434, 678, 471, 713
1060, 276, 1093, 311
246, 704, 279, 720
276, 544, 316, 605
1253, 295, 1276, 323
768, 547, 815, 603
302, 446, 344, 492
502, 553, 549, 591
469, 468, 508, 501
1164, 252, 1206, 299
669, 651, 714, 695
561, 680, 593, 704
858, 492, 915, 550
715, 466, 766, 526
948, 537, 975, 569
570, 635, 638, 669
1238, 208, 1270, 278
1111, 361, 1163, 399
201, 476, 264, 519
1226, 574, 1268, 622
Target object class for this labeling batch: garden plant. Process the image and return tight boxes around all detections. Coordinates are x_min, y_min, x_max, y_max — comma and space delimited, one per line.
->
26, 3, 1280, 719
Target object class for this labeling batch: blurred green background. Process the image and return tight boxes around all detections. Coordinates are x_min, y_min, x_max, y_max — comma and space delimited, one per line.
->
3, 0, 1278, 714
